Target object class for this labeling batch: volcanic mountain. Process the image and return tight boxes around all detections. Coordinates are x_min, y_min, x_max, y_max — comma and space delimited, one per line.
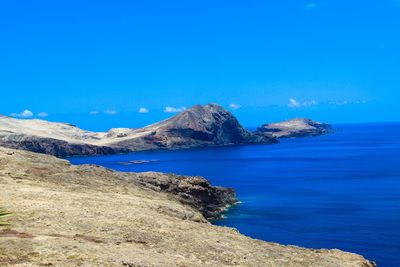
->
105, 103, 276, 151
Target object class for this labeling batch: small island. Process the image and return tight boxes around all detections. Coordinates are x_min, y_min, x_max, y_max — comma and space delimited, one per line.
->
256, 118, 332, 138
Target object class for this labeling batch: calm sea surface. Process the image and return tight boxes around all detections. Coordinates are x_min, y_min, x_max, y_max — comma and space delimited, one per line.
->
69, 123, 400, 266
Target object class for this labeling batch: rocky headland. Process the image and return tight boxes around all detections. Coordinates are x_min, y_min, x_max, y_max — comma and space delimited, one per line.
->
256, 118, 332, 138
0, 147, 375, 266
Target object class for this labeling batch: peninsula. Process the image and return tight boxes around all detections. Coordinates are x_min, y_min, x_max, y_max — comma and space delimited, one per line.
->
0, 104, 329, 157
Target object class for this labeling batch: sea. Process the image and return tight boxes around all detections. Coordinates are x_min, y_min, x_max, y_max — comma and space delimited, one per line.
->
69, 123, 400, 267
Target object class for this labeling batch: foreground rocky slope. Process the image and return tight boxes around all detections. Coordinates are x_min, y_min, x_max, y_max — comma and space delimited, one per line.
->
0, 147, 375, 266
0, 104, 276, 157
256, 118, 332, 138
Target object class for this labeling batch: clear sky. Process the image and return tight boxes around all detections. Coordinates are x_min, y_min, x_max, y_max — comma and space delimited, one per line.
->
1, 0, 399, 131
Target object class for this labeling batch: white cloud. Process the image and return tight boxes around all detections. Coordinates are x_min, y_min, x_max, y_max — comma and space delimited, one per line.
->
288, 98, 318, 108
229, 103, 241, 110
329, 100, 367, 105
138, 107, 149, 113
104, 109, 118, 115
164, 106, 186, 113
37, 112, 48, 117
288, 98, 367, 108
288, 98, 301, 108
304, 2, 317, 10
90, 111, 99, 115
329, 100, 348, 105
10, 109, 34, 118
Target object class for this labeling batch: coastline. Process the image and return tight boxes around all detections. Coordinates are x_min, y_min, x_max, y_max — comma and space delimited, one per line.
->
0, 146, 376, 266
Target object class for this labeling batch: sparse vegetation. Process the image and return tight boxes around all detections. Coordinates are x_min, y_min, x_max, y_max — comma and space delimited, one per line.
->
0, 208, 12, 225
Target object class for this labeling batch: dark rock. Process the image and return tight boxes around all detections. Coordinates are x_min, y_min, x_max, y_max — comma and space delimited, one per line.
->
132, 172, 238, 220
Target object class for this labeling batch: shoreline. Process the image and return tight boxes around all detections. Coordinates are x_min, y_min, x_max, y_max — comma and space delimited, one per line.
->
0, 146, 376, 266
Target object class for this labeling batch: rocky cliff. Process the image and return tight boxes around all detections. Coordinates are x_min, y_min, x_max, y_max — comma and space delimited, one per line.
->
256, 118, 332, 138
132, 172, 237, 219
0, 147, 375, 266
0, 134, 125, 158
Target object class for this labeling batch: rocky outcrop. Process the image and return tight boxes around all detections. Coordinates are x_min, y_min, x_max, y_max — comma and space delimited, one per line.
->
132, 172, 237, 219
256, 118, 332, 138
0, 104, 277, 157
0, 147, 375, 266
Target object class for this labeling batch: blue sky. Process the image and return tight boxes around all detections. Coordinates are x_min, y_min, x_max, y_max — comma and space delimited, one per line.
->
1, 0, 399, 131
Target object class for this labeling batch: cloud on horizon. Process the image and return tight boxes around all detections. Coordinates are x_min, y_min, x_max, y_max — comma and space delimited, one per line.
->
288, 98, 318, 108
89, 111, 99, 115
329, 100, 367, 105
164, 106, 187, 113
288, 98, 368, 108
104, 109, 118, 115
38, 112, 49, 117
229, 103, 241, 110
10, 109, 34, 118
138, 107, 149, 113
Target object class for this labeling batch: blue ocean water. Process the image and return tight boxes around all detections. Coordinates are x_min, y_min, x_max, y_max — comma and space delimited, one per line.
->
69, 123, 400, 266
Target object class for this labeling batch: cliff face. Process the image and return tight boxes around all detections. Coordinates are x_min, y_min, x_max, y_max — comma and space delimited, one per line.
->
0, 116, 115, 157
0, 104, 276, 157
0, 134, 125, 158
0, 147, 375, 267
256, 118, 332, 138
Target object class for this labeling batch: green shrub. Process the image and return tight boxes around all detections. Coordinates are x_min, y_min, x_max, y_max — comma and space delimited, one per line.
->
0, 209, 13, 225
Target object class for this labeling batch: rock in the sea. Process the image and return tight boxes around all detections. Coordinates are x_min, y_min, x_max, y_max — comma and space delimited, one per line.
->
131, 172, 238, 220
256, 118, 332, 138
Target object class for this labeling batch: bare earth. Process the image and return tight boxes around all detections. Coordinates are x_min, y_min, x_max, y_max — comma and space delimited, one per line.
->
0, 147, 375, 266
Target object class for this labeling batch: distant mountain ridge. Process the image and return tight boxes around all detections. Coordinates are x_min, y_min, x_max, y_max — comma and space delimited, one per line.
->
0, 105, 330, 157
